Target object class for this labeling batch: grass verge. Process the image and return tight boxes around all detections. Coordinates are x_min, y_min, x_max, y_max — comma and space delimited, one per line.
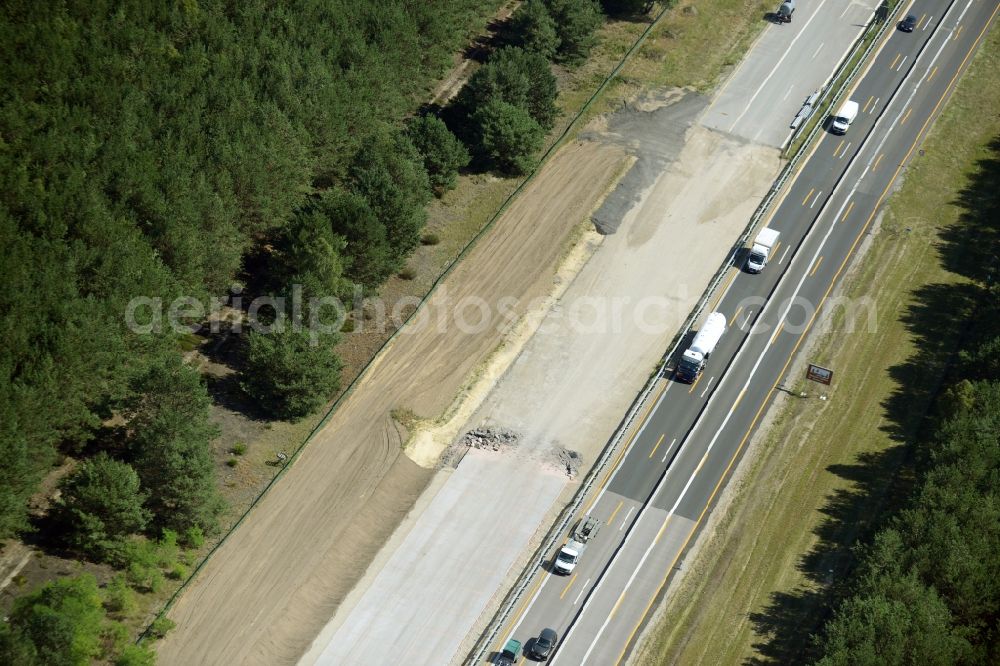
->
635, 20, 1000, 666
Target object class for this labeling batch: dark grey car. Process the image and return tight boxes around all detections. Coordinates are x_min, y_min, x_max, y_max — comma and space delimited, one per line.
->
899, 14, 917, 32
529, 628, 558, 661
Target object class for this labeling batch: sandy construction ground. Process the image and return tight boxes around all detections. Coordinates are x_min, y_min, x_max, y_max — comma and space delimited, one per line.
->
302, 90, 782, 665
158, 139, 631, 665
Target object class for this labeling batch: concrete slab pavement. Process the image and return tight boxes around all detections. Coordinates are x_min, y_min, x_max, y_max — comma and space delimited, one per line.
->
303, 451, 566, 666
702, 0, 879, 147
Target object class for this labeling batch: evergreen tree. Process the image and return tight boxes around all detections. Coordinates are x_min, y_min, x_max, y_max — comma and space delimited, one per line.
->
0, 621, 37, 665
816, 573, 971, 666
0, 0, 504, 527
124, 357, 222, 534
457, 46, 559, 131
349, 130, 432, 264
601, 0, 654, 17
324, 189, 398, 290
814, 379, 1000, 663
0, 413, 37, 538
242, 326, 343, 421
54, 454, 149, 562
473, 99, 546, 175
508, 0, 561, 60
405, 114, 470, 194
272, 204, 351, 303
544, 0, 604, 64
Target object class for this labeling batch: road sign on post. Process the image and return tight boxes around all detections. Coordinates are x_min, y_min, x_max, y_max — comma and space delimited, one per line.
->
807, 364, 833, 385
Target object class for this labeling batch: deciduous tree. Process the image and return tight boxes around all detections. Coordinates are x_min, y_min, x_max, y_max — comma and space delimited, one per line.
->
8, 575, 105, 666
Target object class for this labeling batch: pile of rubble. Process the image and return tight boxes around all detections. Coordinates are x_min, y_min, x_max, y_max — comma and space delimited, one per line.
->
553, 446, 582, 478
461, 427, 520, 451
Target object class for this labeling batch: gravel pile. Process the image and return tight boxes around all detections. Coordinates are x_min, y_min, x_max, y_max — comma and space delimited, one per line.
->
552, 446, 582, 478
461, 427, 520, 451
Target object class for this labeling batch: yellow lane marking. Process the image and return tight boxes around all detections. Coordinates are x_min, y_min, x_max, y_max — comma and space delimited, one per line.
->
917, 13, 927, 29
927, 65, 939, 82
862, 95, 875, 113
770, 322, 785, 345
832, 140, 845, 157
801, 188, 814, 206
729, 306, 743, 327
559, 573, 578, 600
733, 388, 747, 410
578, 379, 668, 519
490, 384, 671, 655
889, 52, 901, 69
810, 256, 824, 277
493, 571, 546, 656
715, 268, 739, 307
648, 433, 666, 459
607, 500, 624, 526
841, 200, 855, 222
612, 10, 1000, 662
871, 153, 884, 172
653, 515, 673, 545
954, 24, 964, 40
687, 372, 702, 394
609, 589, 627, 619
901, 107, 912, 125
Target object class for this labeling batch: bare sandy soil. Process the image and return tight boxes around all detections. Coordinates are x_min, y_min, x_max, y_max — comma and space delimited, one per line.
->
157, 139, 631, 665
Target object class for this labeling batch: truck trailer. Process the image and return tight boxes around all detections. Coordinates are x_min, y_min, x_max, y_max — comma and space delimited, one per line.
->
676, 312, 727, 383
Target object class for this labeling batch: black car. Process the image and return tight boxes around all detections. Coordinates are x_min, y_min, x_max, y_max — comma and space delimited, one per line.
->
899, 14, 917, 32
529, 628, 558, 661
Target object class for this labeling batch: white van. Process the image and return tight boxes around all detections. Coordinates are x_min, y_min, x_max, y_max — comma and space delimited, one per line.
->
831, 100, 859, 135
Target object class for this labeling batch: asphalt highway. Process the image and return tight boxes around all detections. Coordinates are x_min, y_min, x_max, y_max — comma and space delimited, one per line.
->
488, 1, 999, 663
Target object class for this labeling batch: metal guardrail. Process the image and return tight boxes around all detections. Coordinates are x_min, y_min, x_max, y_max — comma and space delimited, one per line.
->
466, 3, 913, 663
783, 1, 907, 154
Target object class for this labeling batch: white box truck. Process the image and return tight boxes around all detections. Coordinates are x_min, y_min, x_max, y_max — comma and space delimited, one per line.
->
747, 227, 780, 273
831, 100, 859, 135
676, 312, 727, 383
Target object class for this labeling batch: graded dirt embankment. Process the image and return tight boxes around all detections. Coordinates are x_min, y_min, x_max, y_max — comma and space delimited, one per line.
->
157, 139, 631, 666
